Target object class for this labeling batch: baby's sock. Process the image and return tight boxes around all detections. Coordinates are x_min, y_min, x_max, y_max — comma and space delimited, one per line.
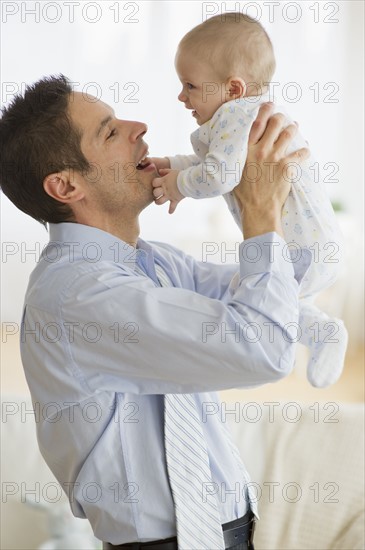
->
299, 303, 348, 388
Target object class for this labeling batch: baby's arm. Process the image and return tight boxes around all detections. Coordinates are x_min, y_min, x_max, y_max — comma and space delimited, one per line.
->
168, 154, 201, 170
151, 104, 253, 211
149, 156, 171, 172
149, 154, 201, 172
176, 104, 251, 199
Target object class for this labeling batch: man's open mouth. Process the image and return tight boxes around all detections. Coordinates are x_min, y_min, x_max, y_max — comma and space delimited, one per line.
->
136, 153, 151, 170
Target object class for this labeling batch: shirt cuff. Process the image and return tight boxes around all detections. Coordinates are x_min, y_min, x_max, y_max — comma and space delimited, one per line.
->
239, 232, 312, 284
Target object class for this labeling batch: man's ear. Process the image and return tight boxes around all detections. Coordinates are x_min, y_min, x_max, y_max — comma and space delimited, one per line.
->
226, 77, 246, 100
43, 170, 85, 204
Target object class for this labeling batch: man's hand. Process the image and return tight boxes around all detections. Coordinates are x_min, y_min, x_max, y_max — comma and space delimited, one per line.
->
152, 169, 185, 214
234, 103, 310, 239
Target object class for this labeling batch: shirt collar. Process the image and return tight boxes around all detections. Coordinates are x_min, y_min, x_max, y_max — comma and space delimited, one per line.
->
47, 222, 156, 276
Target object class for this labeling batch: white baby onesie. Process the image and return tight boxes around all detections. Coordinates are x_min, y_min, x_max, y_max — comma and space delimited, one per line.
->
168, 95, 348, 388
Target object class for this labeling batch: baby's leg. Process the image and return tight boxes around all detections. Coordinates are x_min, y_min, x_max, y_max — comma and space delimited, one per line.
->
283, 179, 344, 297
279, 126, 347, 386
224, 119, 348, 387
299, 300, 348, 387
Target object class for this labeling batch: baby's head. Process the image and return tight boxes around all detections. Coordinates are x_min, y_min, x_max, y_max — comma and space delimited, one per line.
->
175, 12, 276, 125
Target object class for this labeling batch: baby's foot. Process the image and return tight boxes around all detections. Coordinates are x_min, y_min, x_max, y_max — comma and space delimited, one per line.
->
300, 305, 348, 388
306, 319, 348, 387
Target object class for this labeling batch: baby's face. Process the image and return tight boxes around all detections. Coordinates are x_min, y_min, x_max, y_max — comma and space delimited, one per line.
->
175, 50, 226, 126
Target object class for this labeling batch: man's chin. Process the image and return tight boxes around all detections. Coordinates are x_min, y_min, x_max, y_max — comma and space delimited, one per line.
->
131, 156, 161, 214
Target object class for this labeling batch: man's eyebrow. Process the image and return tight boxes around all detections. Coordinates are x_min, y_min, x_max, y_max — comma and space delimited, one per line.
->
95, 114, 113, 139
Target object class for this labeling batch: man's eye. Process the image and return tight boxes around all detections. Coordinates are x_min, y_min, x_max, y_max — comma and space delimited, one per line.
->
107, 129, 116, 140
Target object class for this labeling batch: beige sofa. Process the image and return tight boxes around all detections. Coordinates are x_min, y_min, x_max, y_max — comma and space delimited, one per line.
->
1, 394, 364, 550
230, 400, 365, 549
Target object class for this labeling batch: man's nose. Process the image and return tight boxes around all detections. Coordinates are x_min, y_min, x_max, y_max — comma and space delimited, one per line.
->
125, 120, 147, 142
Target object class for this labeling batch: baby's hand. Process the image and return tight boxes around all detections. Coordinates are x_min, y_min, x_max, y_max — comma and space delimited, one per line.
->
149, 157, 171, 173
152, 169, 184, 214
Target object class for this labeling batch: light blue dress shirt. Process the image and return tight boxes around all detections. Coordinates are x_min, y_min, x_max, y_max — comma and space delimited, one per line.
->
20, 222, 310, 544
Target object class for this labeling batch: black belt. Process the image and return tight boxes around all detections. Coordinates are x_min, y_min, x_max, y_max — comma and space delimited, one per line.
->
103, 509, 256, 550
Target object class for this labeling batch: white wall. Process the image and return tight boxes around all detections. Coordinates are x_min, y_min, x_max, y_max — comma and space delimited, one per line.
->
1, 1, 364, 335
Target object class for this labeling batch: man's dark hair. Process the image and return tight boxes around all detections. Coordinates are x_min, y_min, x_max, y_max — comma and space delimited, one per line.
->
0, 74, 91, 226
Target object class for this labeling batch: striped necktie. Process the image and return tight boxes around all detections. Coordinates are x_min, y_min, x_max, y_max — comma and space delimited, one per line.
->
155, 263, 225, 550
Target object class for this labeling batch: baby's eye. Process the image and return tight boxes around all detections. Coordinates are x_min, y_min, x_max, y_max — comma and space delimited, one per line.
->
187, 83, 194, 90
107, 129, 116, 140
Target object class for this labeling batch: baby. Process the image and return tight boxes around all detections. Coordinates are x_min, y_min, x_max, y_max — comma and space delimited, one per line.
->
151, 12, 348, 388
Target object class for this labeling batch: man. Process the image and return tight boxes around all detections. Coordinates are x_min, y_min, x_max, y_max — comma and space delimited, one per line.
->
0, 75, 310, 550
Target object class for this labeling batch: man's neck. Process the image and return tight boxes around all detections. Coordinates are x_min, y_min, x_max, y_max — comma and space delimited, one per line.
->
73, 213, 140, 248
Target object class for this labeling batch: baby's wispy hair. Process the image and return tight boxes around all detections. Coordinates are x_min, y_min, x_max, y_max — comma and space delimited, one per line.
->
177, 12, 276, 90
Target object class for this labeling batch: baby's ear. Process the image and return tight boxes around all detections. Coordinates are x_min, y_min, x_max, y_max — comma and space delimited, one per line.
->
226, 77, 246, 100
